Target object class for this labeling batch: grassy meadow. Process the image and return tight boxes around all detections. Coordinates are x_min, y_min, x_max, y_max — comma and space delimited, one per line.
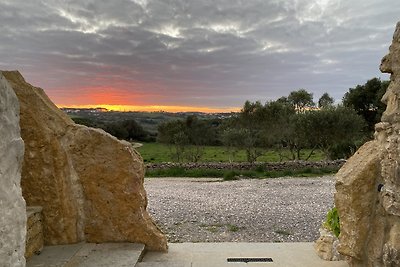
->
136, 142, 325, 163
136, 143, 338, 179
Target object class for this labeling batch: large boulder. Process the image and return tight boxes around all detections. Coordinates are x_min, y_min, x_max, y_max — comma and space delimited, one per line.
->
0, 72, 26, 266
335, 21, 400, 266
2, 71, 167, 251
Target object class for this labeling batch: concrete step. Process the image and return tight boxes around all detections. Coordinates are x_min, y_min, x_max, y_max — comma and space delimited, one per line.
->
136, 263, 190, 267
137, 242, 349, 267
26, 242, 145, 267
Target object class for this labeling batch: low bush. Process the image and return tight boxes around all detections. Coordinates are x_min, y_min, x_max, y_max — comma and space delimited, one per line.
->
223, 170, 239, 181
324, 207, 340, 237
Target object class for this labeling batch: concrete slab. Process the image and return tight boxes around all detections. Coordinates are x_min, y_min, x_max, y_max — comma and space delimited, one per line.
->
27, 242, 348, 267
139, 243, 349, 267
68, 243, 145, 267
136, 263, 190, 267
26, 243, 83, 267
26, 243, 145, 267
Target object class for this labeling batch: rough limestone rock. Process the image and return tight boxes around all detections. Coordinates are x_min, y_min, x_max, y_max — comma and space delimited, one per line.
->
25, 206, 44, 259
314, 226, 344, 261
2, 71, 167, 251
0, 72, 26, 266
335, 22, 400, 266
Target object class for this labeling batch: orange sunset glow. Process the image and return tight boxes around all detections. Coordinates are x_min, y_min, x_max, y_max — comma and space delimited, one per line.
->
49, 84, 241, 113
57, 104, 240, 113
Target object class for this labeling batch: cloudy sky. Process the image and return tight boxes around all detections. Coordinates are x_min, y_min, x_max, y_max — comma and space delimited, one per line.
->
0, 0, 399, 112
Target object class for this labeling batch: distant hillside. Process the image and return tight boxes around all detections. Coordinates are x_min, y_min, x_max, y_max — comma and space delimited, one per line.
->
61, 108, 236, 134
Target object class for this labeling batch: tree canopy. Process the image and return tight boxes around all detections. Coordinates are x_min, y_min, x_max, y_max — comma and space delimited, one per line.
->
318, 93, 334, 109
343, 78, 389, 132
288, 89, 315, 112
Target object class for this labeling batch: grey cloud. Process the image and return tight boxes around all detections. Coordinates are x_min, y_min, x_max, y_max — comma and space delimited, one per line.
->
0, 0, 399, 108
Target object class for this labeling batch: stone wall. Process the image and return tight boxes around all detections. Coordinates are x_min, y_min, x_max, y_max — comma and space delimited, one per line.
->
146, 160, 345, 171
2, 71, 167, 252
0, 72, 26, 266
335, 22, 400, 266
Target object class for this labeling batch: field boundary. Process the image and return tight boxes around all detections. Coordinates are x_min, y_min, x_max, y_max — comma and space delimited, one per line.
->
146, 160, 346, 171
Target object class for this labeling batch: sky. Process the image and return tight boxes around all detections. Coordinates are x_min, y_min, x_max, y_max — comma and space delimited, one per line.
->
0, 0, 399, 112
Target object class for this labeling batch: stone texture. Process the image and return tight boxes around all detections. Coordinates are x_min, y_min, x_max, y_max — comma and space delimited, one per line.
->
2, 71, 167, 251
25, 206, 44, 259
314, 227, 345, 261
147, 160, 345, 171
334, 21, 400, 267
0, 72, 26, 266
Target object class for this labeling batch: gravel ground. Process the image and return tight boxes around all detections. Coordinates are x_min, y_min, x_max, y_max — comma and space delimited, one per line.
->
144, 176, 336, 243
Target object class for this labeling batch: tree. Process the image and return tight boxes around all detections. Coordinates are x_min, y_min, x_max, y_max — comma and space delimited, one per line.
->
157, 120, 188, 162
221, 127, 264, 163
260, 100, 297, 160
298, 106, 366, 159
220, 101, 268, 163
288, 89, 315, 112
157, 116, 218, 162
343, 78, 389, 132
184, 116, 214, 162
121, 119, 148, 141
103, 122, 129, 140
318, 93, 334, 109
72, 117, 100, 128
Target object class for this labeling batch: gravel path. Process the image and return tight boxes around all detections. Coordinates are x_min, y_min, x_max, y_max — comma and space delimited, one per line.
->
144, 176, 336, 243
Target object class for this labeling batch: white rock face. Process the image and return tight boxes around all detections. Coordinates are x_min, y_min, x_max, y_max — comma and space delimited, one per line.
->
0, 72, 26, 267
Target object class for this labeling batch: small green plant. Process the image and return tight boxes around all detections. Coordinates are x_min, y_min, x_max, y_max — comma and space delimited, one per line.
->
200, 223, 223, 233
227, 224, 240, 232
223, 170, 239, 181
274, 229, 292, 236
206, 226, 219, 233
324, 207, 340, 237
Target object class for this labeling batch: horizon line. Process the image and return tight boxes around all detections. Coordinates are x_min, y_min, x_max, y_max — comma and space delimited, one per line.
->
57, 104, 241, 113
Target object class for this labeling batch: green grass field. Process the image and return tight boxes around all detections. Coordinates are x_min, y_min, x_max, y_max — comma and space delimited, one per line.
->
136, 142, 324, 163
145, 166, 338, 179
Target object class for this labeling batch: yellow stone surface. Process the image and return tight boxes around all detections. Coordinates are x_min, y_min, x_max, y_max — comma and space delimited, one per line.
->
334, 22, 400, 266
25, 207, 44, 259
3, 71, 167, 251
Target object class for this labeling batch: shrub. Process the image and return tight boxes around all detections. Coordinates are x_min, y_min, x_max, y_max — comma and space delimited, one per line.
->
223, 170, 239, 181
324, 207, 340, 237
328, 142, 357, 160
255, 165, 264, 173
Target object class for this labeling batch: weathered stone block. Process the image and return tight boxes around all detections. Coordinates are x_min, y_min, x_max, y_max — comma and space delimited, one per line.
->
25, 206, 44, 259
0, 72, 26, 266
2, 71, 167, 251
314, 226, 344, 261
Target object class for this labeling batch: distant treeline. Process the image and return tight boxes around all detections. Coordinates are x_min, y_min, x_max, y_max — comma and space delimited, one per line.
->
72, 117, 157, 142
157, 78, 388, 162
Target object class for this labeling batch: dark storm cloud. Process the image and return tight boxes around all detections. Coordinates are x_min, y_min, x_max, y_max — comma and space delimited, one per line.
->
0, 0, 399, 108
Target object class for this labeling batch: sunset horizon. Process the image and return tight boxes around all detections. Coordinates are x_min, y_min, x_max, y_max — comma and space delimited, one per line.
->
57, 103, 240, 113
